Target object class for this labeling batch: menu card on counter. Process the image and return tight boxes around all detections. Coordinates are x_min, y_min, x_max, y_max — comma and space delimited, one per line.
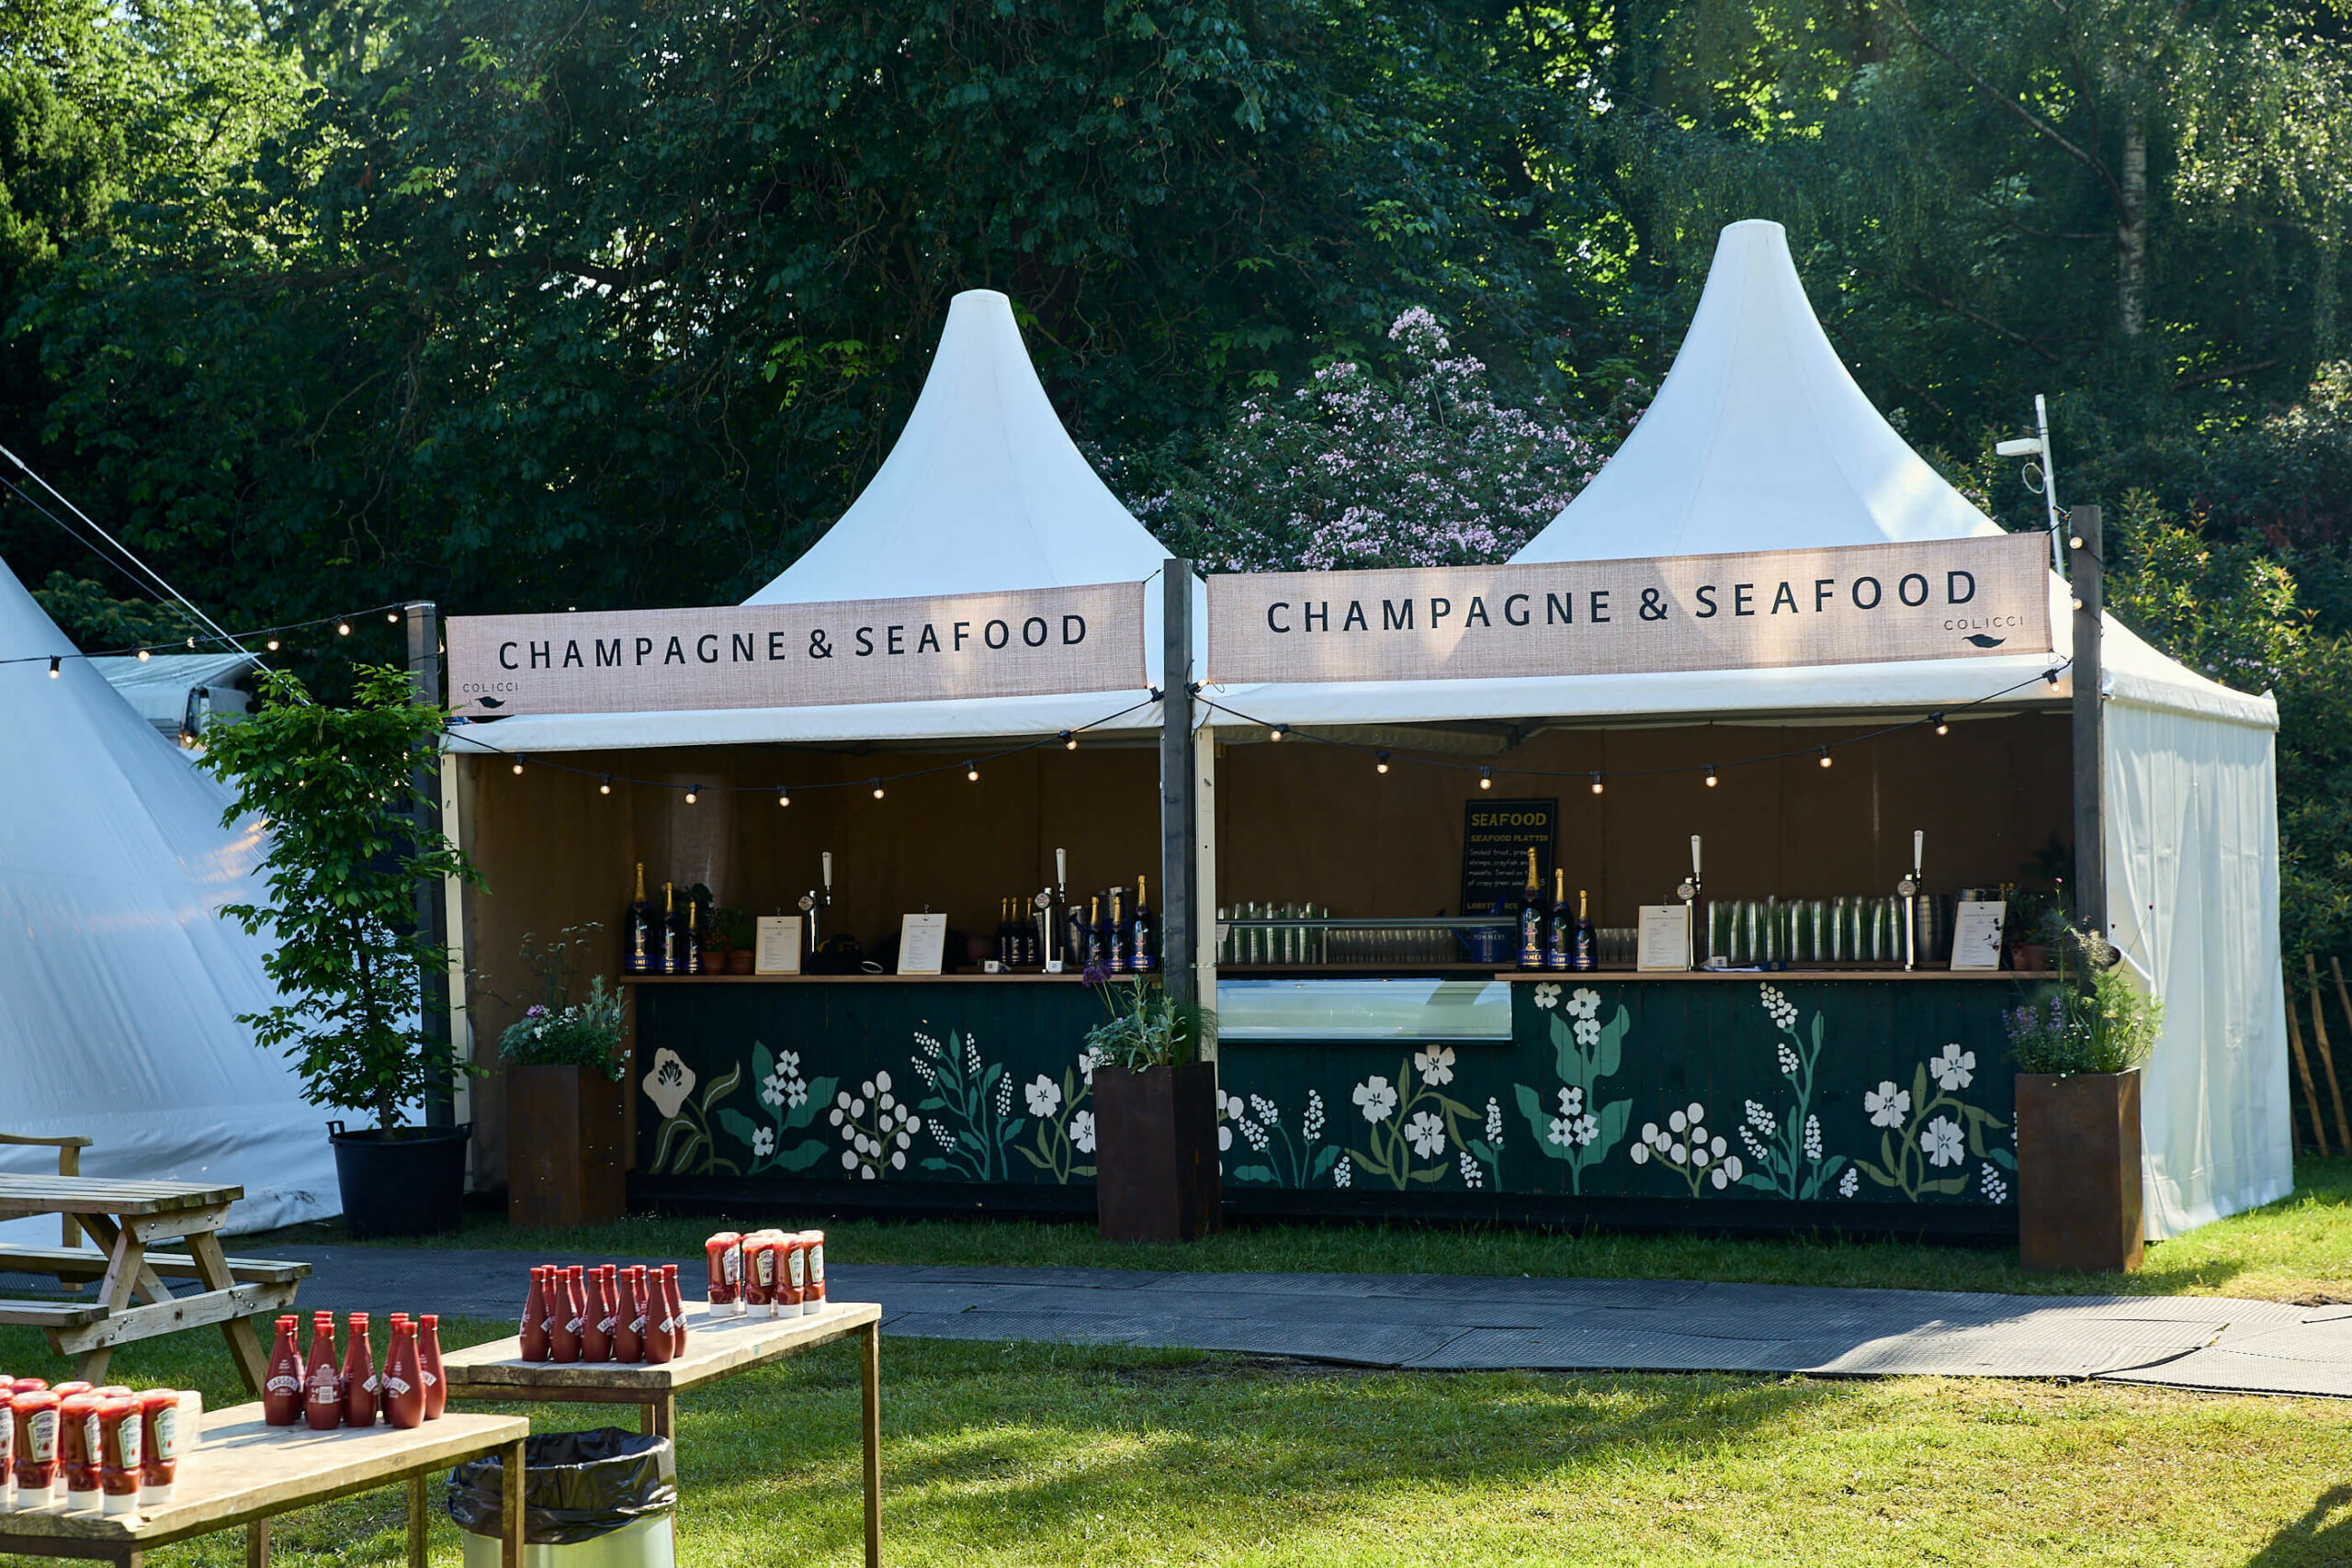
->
898, 913, 949, 976
1637, 904, 1691, 971
1949, 900, 2007, 971
754, 917, 803, 975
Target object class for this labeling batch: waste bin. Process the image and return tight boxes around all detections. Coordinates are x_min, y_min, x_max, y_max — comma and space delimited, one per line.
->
447, 1428, 677, 1568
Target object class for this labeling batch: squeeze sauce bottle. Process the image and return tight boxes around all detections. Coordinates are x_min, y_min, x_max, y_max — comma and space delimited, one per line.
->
341, 1314, 379, 1427
136, 1388, 177, 1509
582, 1270, 613, 1363
613, 1269, 643, 1363
419, 1314, 447, 1419
97, 1396, 141, 1516
520, 1268, 551, 1361
303, 1312, 343, 1430
263, 1316, 304, 1425
662, 1265, 688, 1349
380, 1319, 426, 1429
58, 1391, 99, 1511
13, 1390, 62, 1509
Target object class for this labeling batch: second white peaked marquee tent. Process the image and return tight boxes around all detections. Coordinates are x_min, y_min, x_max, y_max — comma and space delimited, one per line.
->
1206, 220, 2290, 1238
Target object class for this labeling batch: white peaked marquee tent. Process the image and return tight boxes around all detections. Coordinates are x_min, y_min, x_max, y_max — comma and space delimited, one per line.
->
457, 288, 1185, 760
0, 557, 338, 1237
1209, 220, 2290, 1237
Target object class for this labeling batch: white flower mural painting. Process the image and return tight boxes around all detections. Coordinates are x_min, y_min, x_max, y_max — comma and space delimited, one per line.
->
1630, 1101, 1747, 1192
1346, 1053, 1501, 1190
1734, 984, 1846, 1201
1851, 1043, 2013, 1201
1514, 985, 1630, 1193
1225, 1088, 1341, 1188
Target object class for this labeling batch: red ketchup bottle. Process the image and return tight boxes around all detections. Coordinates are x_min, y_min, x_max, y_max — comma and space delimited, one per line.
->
778, 1235, 806, 1315
135, 1389, 178, 1509
13, 1389, 62, 1509
380, 1318, 426, 1429
705, 1232, 742, 1314
97, 1395, 141, 1516
613, 1268, 644, 1363
639, 1269, 675, 1365
804, 1230, 827, 1312
662, 1264, 688, 1349
59, 1390, 100, 1512
582, 1269, 613, 1363
741, 1236, 772, 1314
566, 1267, 592, 1351
341, 1314, 379, 1427
303, 1311, 344, 1430
263, 1315, 304, 1425
419, 1314, 447, 1419
549, 1268, 584, 1363
0, 1385, 13, 1495
520, 1267, 551, 1361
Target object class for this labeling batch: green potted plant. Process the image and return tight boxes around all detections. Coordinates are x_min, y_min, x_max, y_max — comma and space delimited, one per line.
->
1084, 970, 1220, 1242
198, 665, 480, 1238
709, 906, 755, 974
496, 925, 629, 1226
2008, 927, 2164, 1273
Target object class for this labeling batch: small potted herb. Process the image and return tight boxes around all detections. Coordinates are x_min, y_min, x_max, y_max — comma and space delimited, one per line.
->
497, 925, 629, 1226
709, 907, 756, 974
1083, 971, 1220, 1242
2008, 927, 2164, 1272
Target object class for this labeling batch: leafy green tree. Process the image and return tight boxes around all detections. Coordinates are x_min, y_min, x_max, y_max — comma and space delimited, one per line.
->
196, 664, 478, 1134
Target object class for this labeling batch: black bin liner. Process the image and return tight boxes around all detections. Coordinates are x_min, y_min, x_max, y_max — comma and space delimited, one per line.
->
447, 1428, 676, 1545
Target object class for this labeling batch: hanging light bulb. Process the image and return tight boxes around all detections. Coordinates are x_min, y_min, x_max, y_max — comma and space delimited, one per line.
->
872, 780, 886, 799
2045, 668, 2063, 686
1374, 751, 1390, 774
1589, 772, 1603, 795
387, 611, 400, 624
186, 637, 197, 649
598, 776, 612, 795
684, 785, 699, 804
511, 759, 525, 775
965, 761, 979, 782
1704, 764, 1718, 788
1478, 767, 1493, 790
266, 637, 280, 651
1059, 729, 1077, 750
777, 789, 791, 807
1817, 748, 1833, 769
1269, 724, 1287, 742
135, 648, 151, 662
47, 656, 61, 678
2071, 595, 2085, 611
337, 622, 351, 637
1931, 712, 1949, 737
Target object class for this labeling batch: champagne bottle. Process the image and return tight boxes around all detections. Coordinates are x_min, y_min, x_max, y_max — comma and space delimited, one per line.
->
1106, 886, 1128, 973
660, 883, 683, 976
1085, 896, 1107, 970
1130, 873, 1157, 973
681, 891, 704, 976
625, 863, 656, 974
1546, 868, 1571, 972
1572, 888, 1598, 972
1517, 848, 1547, 970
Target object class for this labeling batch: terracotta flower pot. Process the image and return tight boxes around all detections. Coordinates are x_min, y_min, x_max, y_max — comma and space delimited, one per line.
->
2016, 1069, 2143, 1272
506, 1064, 627, 1227
727, 948, 755, 975
1093, 1062, 1221, 1243
2012, 942, 2049, 973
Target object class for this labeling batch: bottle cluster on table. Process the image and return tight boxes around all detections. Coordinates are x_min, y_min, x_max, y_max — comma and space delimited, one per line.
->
701, 1230, 828, 1317
261, 1310, 444, 1432
998, 877, 1156, 974
4, 1375, 193, 1515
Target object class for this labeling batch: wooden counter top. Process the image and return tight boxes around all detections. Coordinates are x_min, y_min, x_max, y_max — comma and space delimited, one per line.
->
1488, 967, 2023, 981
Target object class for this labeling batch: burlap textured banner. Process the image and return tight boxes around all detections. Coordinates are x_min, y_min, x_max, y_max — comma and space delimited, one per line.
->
447, 582, 1147, 716
1204, 534, 2051, 685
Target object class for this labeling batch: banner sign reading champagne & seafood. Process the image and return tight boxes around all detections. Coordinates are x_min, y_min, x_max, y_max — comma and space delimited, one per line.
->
1204, 534, 2050, 685
447, 582, 1147, 716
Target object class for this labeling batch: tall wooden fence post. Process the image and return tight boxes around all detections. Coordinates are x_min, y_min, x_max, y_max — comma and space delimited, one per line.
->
406, 601, 456, 1130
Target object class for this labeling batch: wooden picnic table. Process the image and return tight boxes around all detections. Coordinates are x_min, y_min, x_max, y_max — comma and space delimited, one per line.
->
0, 1176, 303, 1393
0, 1401, 528, 1567
440, 1298, 884, 1568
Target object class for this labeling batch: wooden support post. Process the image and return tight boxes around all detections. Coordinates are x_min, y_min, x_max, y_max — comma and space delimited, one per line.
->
2307, 954, 2352, 1151
501, 1436, 526, 1568
407, 1475, 428, 1568
2069, 505, 2107, 943
860, 1322, 882, 1568
407, 599, 456, 1131
1159, 559, 1199, 1014
245, 1517, 269, 1568
2286, 972, 2330, 1156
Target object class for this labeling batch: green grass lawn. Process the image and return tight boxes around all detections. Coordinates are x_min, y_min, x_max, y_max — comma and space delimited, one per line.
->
6, 1319, 2351, 1566
254, 1152, 2352, 1303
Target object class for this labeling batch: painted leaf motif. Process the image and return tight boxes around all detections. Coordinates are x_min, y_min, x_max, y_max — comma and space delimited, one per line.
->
1548, 1013, 1586, 1089
1986, 1147, 2018, 1170
775, 1138, 829, 1172
1919, 1176, 1967, 1196
1408, 1165, 1443, 1183
1738, 1172, 1779, 1192
1072, 1164, 1096, 1179
1310, 1145, 1341, 1179
1230, 1164, 1278, 1184
785, 1077, 836, 1131
1811, 1011, 1825, 1055
650, 1117, 695, 1173
752, 1042, 775, 1092
715, 1107, 763, 1152
1858, 1158, 1900, 1188
1514, 1083, 1574, 1162
1016, 1145, 1051, 1169
1595, 1005, 1628, 1078
1592, 1099, 1633, 1160
920, 1156, 950, 1172
700, 1061, 742, 1113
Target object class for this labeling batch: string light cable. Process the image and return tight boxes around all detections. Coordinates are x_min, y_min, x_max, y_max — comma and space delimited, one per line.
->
1193, 661, 2073, 790
0, 602, 414, 671
450, 695, 1160, 801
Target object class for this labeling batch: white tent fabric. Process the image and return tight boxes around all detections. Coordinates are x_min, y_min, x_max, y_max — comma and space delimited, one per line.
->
1207, 219, 2290, 1237
0, 558, 338, 1239
458, 288, 1182, 757
91, 651, 257, 742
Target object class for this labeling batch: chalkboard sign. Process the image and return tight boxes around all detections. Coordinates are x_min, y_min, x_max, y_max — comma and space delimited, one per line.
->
1461, 798, 1557, 915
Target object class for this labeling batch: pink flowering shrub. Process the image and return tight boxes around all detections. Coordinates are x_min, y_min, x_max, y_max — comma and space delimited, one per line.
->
1109, 309, 1645, 571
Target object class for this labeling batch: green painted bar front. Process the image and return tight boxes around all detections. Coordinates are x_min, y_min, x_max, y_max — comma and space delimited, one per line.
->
627, 971, 2030, 1235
